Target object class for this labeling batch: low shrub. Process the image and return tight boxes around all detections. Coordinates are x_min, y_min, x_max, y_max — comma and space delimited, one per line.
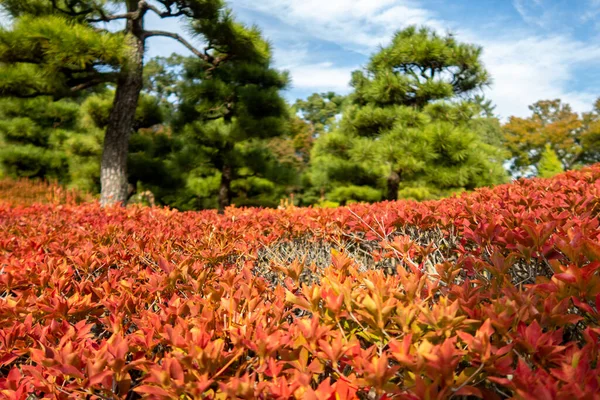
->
1, 165, 600, 399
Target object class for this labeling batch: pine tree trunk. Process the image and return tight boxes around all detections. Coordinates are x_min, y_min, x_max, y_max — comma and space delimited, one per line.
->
99, 6, 145, 206
386, 170, 400, 201
218, 163, 233, 214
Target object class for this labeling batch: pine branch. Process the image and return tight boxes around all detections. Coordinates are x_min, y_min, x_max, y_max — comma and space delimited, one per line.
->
87, 11, 137, 23
50, 0, 136, 23
3, 91, 54, 99
145, 3, 193, 18
204, 113, 226, 121
69, 81, 96, 92
143, 30, 210, 62
68, 73, 118, 93
404, 66, 420, 82
1, 72, 117, 99
50, 0, 93, 17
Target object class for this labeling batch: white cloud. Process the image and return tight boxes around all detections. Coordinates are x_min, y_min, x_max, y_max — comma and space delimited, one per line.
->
287, 62, 355, 92
512, 0, 551, 27
270, 45, 356, 93
271, 45, 311, 70
229, 0, 447, 96
230, 0, 440, 52
582, 0, 600, 24
0, 11, 11, 27
231, 0, 600, 117
474, 34, 600, 119
513, 0, 537, 25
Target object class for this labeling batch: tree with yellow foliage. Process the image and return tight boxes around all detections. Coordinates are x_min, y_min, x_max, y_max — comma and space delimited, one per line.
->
503, 99, 600, 176
580, 98, 600, 166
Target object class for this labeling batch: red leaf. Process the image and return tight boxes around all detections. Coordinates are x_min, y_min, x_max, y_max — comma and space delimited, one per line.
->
88, 370, 112, 386
455, 385, 483, 398
554, 272, 577, 284
133, 385, 172, 397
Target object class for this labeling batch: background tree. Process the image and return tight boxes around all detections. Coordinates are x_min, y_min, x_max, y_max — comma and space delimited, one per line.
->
472, 94, 497, 118
502, 99, 587, 176
0, 57, 184, 198
273, 90, 347, 174
271, 92, 345, 205
294, 92, 346, 137
172, 37, 290, 212
0, 0, 255, 205
311, 26, 506, 203
537, 144, 564, 178
580, 98, 600, 166
263, 112, 315, 205
79, 88, 182, 202
310, 129, 384, 205
0, 96, 77, 182
271, 113, 314, 168
142, 54, 186, 118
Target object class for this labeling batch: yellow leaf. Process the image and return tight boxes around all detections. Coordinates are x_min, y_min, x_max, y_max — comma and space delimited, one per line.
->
362, 295, 378, 316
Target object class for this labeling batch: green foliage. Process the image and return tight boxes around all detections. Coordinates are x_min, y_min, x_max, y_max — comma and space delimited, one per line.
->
294, 92, 345, 135
313, 200, 340, 208
0, 13, 125, 98
352, 26, 490, 109
311, 26, 506, 204
579, 98, 600, 166
267, 115, 313, 169
0, 0, 265, 204
78, 90, 183, 201
2, 5, 561, 210
80, 90, 164, 131
288, 94, 346, 205
0, 97, 82, 182
328, 185, 382, 204
0, 85, 177, 197
309, 130, 384, 204
171, 31, 291, 210
501, 99, 600, 176
537, 144, 564, 178
176, 53, 289, 135
397, 184, 465, 201
143, 55, 186, 107
163, 136, 299, 210
0, 144, 67, 179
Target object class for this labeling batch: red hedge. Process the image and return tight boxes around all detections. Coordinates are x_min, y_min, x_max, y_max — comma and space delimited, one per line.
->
1, 166, 600, 399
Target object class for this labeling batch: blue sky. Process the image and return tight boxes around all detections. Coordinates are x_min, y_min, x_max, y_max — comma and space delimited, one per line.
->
143, 0, 600, 120
2, 1, 597, 119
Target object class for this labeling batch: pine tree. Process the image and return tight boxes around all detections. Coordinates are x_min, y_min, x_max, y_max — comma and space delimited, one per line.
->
294, 92, 345, 137
291, 93, 347, 205
0, 0, 259, 205
172, 42, 290, 212
0, 97, 76, 182
0, 94, 108, 191
78, 88, 180, 200
310, 129, 383, 205
311, 26, 506, 203
0, 85, 174, 196
537, 144, 564, 178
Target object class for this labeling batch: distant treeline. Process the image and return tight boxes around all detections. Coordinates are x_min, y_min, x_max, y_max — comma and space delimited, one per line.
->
0, 2, 598, 210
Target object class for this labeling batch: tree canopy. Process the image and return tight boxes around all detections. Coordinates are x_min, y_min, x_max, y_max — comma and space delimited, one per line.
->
2, 18, 598, 210
503, 98, 600, 176
537, 144, 564, 178
0, 0, 275, 205
310, 26, 506, 204
171, 45, 291, 211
